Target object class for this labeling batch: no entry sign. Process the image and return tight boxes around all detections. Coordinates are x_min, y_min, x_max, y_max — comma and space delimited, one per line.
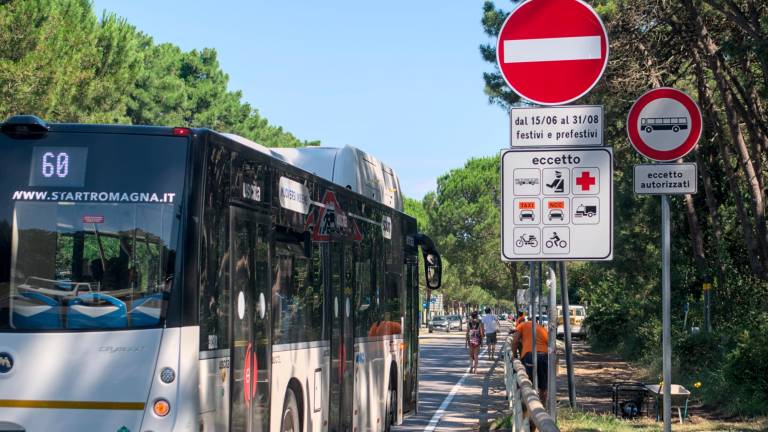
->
627, 88, 703, 161
496, 0, 609, 106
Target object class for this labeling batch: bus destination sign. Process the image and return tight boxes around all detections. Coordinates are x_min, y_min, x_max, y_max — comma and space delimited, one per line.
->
29, 147, 88, 188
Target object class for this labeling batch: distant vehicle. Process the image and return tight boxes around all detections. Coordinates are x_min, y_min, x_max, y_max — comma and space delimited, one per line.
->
548, 209, 564, 221
429, 316, 460, 333
532, 314, 549, 327
499, 313, 508, 321
446, 315, 463, 331
520, 209, 535, 221
574, 204, 597, 218
557, 305, 588, 338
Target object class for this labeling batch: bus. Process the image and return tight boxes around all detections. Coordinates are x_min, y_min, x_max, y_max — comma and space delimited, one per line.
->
0, 115, 442, 432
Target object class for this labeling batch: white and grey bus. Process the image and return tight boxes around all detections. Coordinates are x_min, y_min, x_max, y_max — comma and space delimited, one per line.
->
0, 116, 442, 432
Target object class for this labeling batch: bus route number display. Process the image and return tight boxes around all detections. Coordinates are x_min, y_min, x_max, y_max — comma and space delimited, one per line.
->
29, 147, 88, 187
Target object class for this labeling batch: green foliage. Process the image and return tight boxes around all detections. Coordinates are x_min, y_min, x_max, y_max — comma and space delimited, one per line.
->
479, 0, 768, 415
0, 0, 316, 147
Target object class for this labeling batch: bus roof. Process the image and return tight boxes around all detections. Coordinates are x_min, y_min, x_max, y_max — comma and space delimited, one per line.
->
222, 133, 404, 212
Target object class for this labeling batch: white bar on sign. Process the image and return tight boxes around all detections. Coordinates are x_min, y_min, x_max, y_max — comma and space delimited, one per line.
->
503, 36, 602, 63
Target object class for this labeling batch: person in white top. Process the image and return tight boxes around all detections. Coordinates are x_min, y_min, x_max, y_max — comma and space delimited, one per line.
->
481, 307, 500, 360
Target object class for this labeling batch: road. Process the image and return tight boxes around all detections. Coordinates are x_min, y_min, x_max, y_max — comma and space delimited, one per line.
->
395, 322, 512, 431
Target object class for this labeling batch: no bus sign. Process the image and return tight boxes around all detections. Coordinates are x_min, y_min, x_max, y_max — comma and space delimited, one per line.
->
496, 0, 609, 106
627, 88, 703, 161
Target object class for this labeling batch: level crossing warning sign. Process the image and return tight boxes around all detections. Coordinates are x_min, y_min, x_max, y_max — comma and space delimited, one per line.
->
501, 148, 613, 261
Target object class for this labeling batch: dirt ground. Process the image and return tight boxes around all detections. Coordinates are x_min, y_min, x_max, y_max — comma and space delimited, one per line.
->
558, 340, 648, 413
557, 340, 725, 425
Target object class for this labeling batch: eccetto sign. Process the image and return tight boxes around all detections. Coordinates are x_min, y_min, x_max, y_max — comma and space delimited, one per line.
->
633, 164, 697, 195
501, 147, 613, 261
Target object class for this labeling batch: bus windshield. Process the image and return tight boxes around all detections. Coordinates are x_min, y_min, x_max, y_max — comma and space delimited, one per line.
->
0, 130, 188, 331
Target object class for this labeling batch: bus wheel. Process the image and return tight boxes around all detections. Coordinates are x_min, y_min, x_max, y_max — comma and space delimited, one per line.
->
281, 388, 300, 432
384, 383, 397, 432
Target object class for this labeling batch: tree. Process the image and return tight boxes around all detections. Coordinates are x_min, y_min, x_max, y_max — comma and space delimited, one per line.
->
0, 0, 317, 148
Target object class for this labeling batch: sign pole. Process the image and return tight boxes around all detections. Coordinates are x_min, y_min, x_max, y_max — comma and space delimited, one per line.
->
547, 264, 557, 418
661, 194, 672, 432
531, 261, 538, 391
560, 262, 576, 407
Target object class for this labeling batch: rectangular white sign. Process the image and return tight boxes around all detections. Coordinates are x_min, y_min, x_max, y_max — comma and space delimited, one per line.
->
510, 105, 603, 147
503, 36, 602, 63
501, 147, 613, 261
278, 176, 311, 214
634, 163, 697, 195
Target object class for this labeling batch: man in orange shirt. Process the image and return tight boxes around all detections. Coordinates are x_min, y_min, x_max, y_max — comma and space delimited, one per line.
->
512, 318, 549, 405
515, 311, 526, 326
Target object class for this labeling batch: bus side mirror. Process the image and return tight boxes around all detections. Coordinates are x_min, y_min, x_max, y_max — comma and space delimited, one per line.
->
414, 233, 442, 289
424, 252, 442, 289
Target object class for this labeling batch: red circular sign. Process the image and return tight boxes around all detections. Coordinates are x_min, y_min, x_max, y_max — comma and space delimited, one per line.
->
627, 88, 702, 161
496, 0, 609, 106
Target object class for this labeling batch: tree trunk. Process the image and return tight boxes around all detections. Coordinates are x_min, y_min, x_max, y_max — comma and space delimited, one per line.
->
685, 0, 768, 276
692, 48, 766, 277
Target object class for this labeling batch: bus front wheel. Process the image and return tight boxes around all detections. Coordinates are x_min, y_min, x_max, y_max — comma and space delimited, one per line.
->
281, 388, 300, 432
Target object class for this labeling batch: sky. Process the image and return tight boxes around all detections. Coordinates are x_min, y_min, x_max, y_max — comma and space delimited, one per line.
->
91, 1, 509, 199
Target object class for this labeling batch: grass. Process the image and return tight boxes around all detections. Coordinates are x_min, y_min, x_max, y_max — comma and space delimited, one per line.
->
490, 408, 768, 431
557, 408, 768, 432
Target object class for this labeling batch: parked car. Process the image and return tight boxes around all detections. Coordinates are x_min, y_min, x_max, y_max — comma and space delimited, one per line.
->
428, 316, 448, 333
557, 305, 587, 338
446, 315, 463, 331
429, 315, 462, 333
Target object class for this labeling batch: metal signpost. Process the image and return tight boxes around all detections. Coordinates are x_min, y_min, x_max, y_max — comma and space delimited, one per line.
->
628, 87, 702, 432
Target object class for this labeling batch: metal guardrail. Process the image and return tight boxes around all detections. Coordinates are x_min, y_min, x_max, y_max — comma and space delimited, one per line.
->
503, 342, 560, 432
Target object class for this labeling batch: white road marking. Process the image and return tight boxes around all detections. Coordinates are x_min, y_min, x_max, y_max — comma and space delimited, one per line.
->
423, 347, 487, 432
503, 35, 602, 63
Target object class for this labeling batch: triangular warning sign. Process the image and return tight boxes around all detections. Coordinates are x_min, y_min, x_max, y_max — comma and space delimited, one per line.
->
305, 191, 362, 242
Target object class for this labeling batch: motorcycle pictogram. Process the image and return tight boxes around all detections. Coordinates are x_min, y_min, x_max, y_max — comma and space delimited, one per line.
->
515, 234, 538, 248
545, 233, 567, 249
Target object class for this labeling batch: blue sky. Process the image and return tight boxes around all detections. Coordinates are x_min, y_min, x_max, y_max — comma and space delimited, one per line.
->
91, 1, 509, 199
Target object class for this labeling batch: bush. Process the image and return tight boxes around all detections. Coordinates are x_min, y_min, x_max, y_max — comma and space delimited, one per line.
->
719, 317, 768, 415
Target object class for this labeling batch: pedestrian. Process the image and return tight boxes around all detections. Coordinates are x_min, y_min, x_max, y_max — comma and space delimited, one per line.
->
465, 311, 484, 373
515, 311, 526, 326
481, 307, 500, 361
512, 317, 549, 405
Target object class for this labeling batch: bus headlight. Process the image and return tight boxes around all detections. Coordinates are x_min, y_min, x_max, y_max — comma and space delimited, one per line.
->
153, 399, 171, 417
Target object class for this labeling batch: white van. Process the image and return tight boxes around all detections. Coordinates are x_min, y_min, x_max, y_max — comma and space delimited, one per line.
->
557, 305, 587, 338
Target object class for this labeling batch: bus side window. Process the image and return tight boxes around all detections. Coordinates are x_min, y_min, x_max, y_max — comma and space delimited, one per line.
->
199, 146, 231, 351
272, 242, 322, 345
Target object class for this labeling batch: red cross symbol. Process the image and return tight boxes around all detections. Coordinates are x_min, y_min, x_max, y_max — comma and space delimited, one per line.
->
575, 171, 597, 191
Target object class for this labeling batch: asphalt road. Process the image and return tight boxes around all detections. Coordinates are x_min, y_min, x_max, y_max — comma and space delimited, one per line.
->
394, 323, 512, 431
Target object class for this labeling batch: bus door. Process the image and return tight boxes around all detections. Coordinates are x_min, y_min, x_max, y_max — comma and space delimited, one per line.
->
403, 259, 419, 413
329, 241, 355, 432
230, 206, 271, 432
